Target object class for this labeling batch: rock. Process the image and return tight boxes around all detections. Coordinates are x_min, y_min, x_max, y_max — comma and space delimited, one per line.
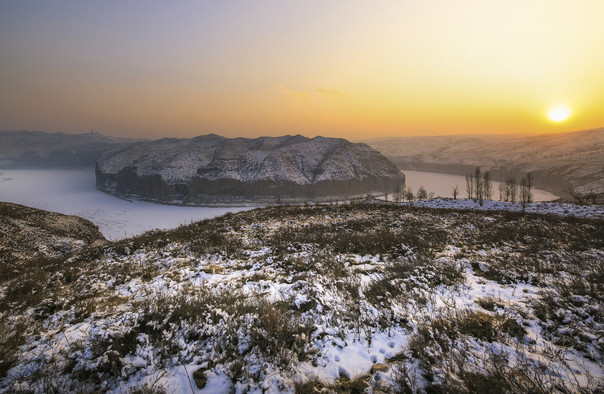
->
95, 134, 405, 205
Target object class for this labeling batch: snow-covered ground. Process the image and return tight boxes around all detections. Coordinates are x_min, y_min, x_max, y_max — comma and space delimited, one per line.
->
403, 197, 604, 219
402, 170, 559, 201
0, 169, 249, 240
1, 204, 602, 392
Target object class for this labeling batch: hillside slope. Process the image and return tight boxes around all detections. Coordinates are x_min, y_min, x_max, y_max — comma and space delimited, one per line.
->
366, 128, 604, 198
0, 203, 602, 392
0, 202, 107, 264
96, 134, 405, 204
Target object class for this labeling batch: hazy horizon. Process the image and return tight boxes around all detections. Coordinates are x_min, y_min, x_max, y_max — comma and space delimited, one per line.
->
2, 126, 601, 142
2, 1, 604, 140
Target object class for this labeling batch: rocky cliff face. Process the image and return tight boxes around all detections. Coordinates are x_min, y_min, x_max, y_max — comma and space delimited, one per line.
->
0, 202, 107, 264
96, 134, 405, 204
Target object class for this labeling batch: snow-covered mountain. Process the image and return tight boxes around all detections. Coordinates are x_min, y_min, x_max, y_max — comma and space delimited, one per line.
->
96, 134, 405, 204
366, 128, 604, 198
0, 130, 135, 168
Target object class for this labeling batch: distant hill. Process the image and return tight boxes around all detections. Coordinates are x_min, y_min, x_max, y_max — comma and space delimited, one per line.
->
366, 128, 604, 198
0, 130, 137, 168
96, 134, 405, 204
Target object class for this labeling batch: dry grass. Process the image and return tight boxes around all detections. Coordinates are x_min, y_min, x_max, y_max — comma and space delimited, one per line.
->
1, 202, 602, 392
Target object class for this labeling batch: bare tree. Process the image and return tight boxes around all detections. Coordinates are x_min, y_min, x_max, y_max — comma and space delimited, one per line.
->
416, 185, 428, 200
465, 174, 473, 199
451, 184, 459, 200
498, 181, 505, 201
483, 171, 493, 200
394, 185, 402, 203
474, 167, 483, 203
589, 190, 599, 205
510, 178, 518, 203
519, 176, 529, 212
506, 176, 518, 203
405, 187, 414, 202
525, 172, 534, 203
520, 173, 534, 210
566, 187, 596, 206
465, 167, 492, 205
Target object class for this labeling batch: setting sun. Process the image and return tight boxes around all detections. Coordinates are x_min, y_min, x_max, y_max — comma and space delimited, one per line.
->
548, 106, 571, 122
1, 1, 604, 138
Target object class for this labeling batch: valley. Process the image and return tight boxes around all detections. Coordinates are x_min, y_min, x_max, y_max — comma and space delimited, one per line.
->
366, 128, 604, 200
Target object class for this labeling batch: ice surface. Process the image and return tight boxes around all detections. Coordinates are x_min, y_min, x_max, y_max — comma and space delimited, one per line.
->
0, 169, 249, 240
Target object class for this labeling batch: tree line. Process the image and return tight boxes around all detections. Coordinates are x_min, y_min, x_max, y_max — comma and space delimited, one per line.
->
465, 167, 534, 210
389, 168, 599, 207
388, 167, 537, 211
393, 185, 434, 202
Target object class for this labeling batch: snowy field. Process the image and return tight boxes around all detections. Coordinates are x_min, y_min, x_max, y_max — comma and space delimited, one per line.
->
403, 170, 559, 201
0, 169, 249, 240
406, 197, 604, 219
1, 204, 602, 392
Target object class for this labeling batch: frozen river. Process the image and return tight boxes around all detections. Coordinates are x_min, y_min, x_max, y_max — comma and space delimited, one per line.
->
0, 169, 249, 240
403, 170, 558, 201
0, 168, 558, 240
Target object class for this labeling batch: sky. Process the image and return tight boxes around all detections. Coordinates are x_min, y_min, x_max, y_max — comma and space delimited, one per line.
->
1, 0, 603, 140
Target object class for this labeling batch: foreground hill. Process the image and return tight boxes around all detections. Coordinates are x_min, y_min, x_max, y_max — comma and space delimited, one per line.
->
0, 130, 135, 168
96, 134, 405, 204
1, 203, 602, 392
366, 128, 604, 198
0, 201, 107, 264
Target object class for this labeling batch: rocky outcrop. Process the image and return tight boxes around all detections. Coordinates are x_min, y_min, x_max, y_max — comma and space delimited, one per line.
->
95, 134, 405, 204
0, 202, 107, 264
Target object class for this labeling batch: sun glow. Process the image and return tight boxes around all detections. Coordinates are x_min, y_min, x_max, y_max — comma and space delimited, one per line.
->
547, 106, 571, 122
1, 2, 604, 137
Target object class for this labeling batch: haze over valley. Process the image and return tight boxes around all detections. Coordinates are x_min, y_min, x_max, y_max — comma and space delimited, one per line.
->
366, 128, 604, 198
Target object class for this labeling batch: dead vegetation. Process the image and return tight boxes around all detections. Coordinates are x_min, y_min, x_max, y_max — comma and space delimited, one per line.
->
0, 202, 602, 392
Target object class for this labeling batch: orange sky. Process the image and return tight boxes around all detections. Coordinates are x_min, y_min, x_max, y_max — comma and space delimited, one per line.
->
1, 1, 603, 139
